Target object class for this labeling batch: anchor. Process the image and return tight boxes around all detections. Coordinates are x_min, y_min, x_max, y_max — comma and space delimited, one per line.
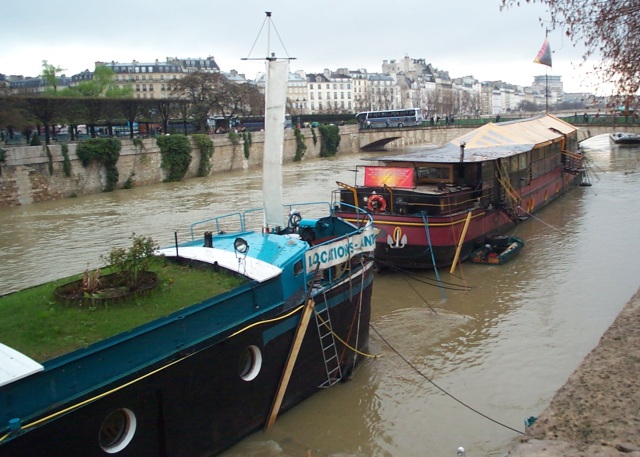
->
387, 227, 407, 249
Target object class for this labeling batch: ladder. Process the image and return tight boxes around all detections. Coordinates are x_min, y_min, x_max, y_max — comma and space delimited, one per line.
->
315, 302, 343, 388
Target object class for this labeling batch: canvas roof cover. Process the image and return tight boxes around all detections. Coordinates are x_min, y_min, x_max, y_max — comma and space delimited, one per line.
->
371, 114, 577, 164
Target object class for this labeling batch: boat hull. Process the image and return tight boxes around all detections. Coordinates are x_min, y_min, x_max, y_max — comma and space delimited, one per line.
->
0, 264, 374, 457
338, 167, 581, 270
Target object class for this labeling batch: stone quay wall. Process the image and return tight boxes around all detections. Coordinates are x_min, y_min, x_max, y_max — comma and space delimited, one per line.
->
0, 125, 362, 208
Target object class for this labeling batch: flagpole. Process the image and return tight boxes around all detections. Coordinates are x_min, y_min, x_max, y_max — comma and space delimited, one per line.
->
533, 34, 552, 114
545, 69, 548, 113
545, 30, 548, 113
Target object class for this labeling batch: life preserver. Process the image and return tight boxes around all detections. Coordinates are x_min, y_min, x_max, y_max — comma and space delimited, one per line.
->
367, 195, 387, 213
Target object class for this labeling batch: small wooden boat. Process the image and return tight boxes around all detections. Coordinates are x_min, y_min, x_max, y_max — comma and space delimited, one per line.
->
470, 235, 525, 265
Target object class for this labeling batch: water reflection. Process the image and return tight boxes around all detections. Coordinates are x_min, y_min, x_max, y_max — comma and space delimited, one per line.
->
1, 136, 639, 457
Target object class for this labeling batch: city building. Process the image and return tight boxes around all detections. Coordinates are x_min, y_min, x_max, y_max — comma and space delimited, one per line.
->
2, 53, 584, 117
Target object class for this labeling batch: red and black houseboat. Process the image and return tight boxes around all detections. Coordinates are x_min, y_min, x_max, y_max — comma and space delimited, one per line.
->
334, 115, 586, 270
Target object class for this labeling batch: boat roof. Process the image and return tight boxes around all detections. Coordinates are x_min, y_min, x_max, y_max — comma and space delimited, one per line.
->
0, 343, 44, 388
158, 245, 283, 283
371, 114, 577, 164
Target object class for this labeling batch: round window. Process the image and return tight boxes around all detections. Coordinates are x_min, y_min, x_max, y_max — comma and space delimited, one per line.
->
99, 408, 137, 453
238, 345, 262, 381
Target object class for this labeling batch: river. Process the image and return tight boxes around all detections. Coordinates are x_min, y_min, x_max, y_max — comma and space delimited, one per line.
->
1, 134, 639, 457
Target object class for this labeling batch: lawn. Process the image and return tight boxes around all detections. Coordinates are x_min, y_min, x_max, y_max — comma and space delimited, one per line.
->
0, 259, 245, 362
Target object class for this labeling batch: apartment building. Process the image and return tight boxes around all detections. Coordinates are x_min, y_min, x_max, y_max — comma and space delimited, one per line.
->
98, 56, 220, 98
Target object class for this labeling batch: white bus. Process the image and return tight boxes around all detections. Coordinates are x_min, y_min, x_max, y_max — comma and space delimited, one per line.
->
356, 108, 423, 129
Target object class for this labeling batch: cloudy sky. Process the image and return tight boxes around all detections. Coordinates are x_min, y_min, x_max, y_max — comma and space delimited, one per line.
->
2, 0, 605, 93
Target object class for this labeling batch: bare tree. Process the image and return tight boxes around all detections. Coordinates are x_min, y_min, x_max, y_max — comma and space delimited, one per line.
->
171, 72, 222, 132
171, 72, 264, 132
501, 0, 640, 105
212, 79, 263, 122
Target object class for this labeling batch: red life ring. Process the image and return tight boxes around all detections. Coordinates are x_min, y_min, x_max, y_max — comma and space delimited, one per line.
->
367, 195, 387, 213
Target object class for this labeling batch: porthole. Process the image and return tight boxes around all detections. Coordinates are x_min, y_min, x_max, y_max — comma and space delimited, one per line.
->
238, 345, 262, 381
99, 408, 137, 453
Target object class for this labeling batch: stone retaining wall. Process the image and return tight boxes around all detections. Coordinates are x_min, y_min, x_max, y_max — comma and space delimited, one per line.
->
0, 126, 361, 207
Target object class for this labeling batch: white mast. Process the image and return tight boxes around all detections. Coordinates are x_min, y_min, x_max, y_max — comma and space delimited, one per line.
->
243, 12, 291, 230
262, 56, 288, 230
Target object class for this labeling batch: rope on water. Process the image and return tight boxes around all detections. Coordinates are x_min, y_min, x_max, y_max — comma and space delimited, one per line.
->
517, 206, 570, 235
370, 323, 524, 435
402, 274, 438, 315
381, 262, 471, 292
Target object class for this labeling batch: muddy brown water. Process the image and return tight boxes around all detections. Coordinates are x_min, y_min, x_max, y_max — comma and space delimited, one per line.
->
1, 135, 639, 457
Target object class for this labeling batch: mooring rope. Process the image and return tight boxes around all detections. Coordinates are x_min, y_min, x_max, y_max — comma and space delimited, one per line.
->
516, 206, 570, 235
369, 323, 524, 435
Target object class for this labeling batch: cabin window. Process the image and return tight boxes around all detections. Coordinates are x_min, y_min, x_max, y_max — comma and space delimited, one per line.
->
416, 165, 452, 184
293, 260, 303, 276
510, 157, 519, 172
238, 345, 262, 381
519, 153, 528, 170
99, 408, 137, 453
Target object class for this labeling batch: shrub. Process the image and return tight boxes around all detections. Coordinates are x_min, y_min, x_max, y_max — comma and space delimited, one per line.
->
242, 132, 252, 159
61, 143, 71, 177
81, 267, 102, 295
123, 173, 135, 189
294, 127, 307, 162
43, 145, 54, 175
76, 138, 122, 192
30, 133, 41, 146
102, 233, 160, 288
193, 134, 213, 177
132, 137, 144, 150
318, 124, 341, 157
157, 134, 192, 182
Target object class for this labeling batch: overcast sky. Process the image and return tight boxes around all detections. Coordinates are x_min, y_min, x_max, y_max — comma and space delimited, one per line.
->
2, 0, 605, 94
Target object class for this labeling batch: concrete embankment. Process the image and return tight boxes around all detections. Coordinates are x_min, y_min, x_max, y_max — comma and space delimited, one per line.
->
0, 126, 362, 207
505, 288, 640, 456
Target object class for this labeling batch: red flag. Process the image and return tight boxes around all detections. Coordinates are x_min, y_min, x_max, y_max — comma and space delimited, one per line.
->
533, 38, 552, 67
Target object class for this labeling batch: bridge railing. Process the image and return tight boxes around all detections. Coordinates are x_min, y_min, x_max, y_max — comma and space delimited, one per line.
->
356, 113, 639, 130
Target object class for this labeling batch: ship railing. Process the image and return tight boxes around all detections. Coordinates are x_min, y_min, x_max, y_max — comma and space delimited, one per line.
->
189, 201, 362, 242
189, 211, 254, 241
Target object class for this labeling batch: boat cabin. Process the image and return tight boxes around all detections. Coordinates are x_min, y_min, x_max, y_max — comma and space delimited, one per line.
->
337, 115, 580, 218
